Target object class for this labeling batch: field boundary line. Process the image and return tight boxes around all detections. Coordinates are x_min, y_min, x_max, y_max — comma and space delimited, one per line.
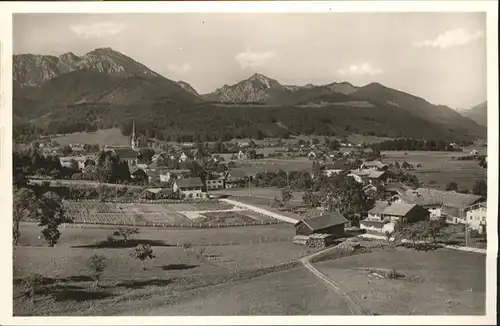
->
359, 234, 486, 254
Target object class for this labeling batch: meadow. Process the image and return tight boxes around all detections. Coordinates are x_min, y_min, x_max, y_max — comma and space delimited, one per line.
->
49, 128, 130, 147
13, 222, 313, 316
382, 150, 487, 190
313, 246, 486, 315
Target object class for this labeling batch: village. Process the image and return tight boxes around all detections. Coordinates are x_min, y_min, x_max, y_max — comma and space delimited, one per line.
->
18, 120, 488, 249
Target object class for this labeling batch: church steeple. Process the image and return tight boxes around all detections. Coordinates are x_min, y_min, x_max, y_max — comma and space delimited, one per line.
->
131, 118, 139, 151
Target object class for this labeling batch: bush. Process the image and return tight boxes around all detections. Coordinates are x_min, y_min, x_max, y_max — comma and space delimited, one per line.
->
129, 244, 155, 270
87, 254, 106, 287
22, 274, 44, 300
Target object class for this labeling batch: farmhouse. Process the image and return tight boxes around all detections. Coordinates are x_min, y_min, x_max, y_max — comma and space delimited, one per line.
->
360, 160, 388, 171
384, 182, 412, 198
394, 188, 483, 222
441, 192, 484, 224
362, 184, 378, 197
162, 169, 192, 183
367, 201, 391, 220
465, 201, 487, 234
173, 177, 205, 199
323, 160, 351, 176
59, 156, 90, 170
205, 176, 225, 191
348, 169, 388, 186
225, 169, 248, 188
381, 203, 430, 224
294, 212, 348, 238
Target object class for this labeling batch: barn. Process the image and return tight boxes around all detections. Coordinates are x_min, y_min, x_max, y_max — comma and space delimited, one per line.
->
294, 212, 349, 238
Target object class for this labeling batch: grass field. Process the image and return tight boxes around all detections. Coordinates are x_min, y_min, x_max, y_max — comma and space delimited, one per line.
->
382, 150, 487, 190
14, 222, 316, 316
313, 246, 486, 315
49, 128, 130, 147
134, 266, 352, 316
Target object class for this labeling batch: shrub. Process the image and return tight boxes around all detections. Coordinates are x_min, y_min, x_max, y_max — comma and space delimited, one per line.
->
113, 228, 139, 244
87, 254, 106, 287
22, 274, 44, 300
129, 244, 155, 270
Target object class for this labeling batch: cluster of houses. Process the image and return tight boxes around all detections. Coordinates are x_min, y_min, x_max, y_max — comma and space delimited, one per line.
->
291, 187, 486, 248
291, 158, 487, 247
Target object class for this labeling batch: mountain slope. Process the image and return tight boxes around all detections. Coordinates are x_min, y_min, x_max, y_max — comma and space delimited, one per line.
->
13, 50, 486, 142
203, 73, 286, 103
177, 80, 200, 96
13, 47, 162, 88
13, 48, 202, 121
462, 101, 487, 127
350, 82, 486, 139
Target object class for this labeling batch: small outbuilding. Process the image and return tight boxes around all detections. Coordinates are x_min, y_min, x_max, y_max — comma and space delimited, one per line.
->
294, 212, 349, 238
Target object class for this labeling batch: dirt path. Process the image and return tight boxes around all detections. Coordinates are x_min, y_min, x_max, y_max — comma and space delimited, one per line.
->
220, 198, 299, 224
300, 247, 370, 315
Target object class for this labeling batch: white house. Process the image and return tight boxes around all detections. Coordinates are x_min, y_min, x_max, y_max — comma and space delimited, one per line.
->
179, 152, 188, 163
173, 177, 205, 199
465, 202, 487, 234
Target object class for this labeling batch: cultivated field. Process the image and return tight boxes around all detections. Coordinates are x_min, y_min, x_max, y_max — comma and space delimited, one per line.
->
313, 246, 486, 315
382, 150, 487, 190
13, 222, 314, 316
62, 200, 279, 226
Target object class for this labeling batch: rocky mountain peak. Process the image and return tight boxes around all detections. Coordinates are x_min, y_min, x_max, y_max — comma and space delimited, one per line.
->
176, 80, 200, 96
13, 47, 161, 87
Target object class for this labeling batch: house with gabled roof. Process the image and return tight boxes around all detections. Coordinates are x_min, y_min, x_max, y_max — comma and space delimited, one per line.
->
360, 160, 388, 171
173, 177, 205, 199
225, 169, 248, 188
294, 212, 348, 238
323, 160, 351, 177
394, 188, 483, 222
465, 201, 487, 233
361, 201, 429, 235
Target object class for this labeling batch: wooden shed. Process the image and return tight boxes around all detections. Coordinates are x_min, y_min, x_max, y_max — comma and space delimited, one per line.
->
294, 212, 349, 238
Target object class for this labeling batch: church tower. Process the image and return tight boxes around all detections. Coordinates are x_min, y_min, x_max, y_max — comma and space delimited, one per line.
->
131, 118, 139, 151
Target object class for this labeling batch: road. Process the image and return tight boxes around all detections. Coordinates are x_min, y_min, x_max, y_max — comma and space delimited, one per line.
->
300, 246, 370, 315
220, 198, 299, 224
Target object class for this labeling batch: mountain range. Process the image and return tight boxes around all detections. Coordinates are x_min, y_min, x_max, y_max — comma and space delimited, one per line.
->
456, 101, 487, 127
13, 47, 486, 142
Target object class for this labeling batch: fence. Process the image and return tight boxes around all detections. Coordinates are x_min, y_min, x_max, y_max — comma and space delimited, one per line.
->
167, 236, 294, 248
56, 218, 286, 229
67, 198, 222, 204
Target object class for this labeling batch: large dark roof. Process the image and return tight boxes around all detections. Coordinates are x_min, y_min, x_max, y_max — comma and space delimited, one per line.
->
297, 212, 348, 231
175, 177, 204, 188
227, 169, 248, 179
398, 188, 483, 208
112, 147, 139, 160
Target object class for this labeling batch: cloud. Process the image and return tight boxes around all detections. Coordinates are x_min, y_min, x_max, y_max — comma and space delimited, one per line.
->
167, 62, 191, 74
235, 49, 276, 69
414, 28, 484, 49
338, 63, 383, 76
70, 22, 125, 38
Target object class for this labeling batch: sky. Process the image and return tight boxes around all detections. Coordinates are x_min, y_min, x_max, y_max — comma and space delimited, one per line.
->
13, 12, 487, 109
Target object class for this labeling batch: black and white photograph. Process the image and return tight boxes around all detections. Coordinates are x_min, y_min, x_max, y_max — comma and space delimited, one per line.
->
0, 1, 497, 324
